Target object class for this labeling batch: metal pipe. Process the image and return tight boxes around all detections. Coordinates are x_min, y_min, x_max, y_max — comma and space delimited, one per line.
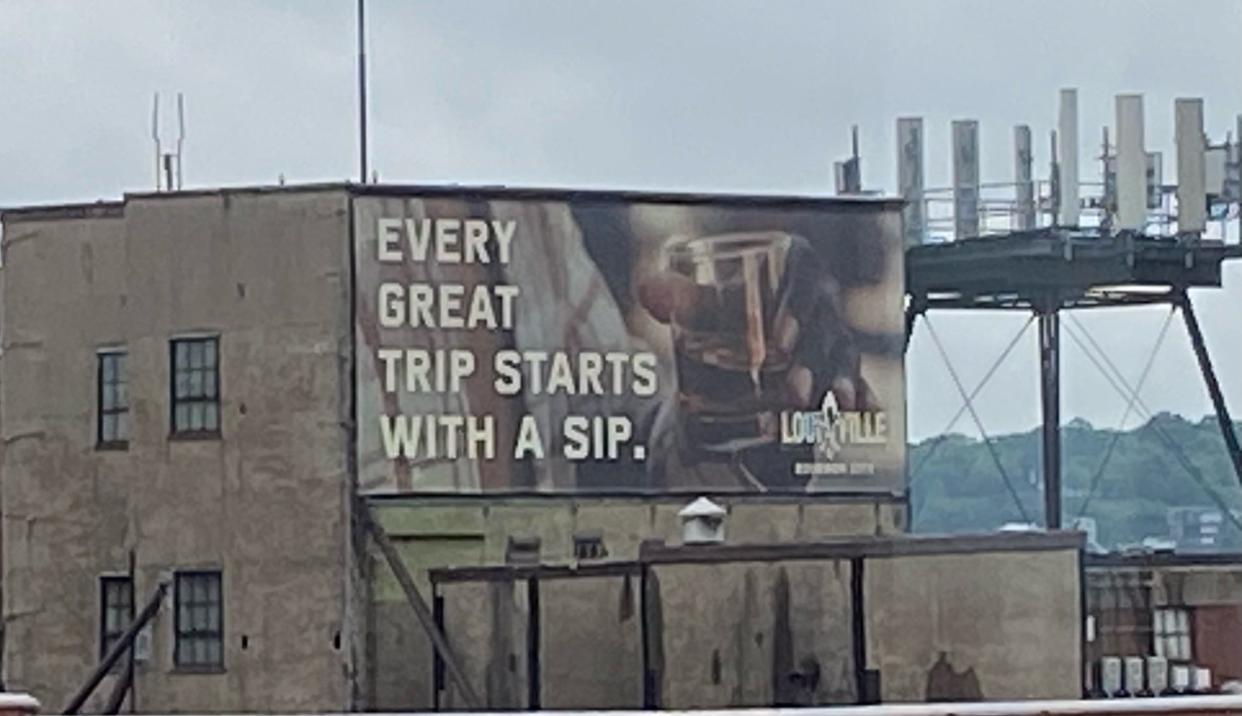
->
125, 550, 136, 713
63, 582, 167, 715
101, 658, 133, 715
359, 502, 481, 709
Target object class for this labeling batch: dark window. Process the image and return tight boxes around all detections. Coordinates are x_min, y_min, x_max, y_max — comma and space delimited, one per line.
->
171, 337, 219, 436
573, 533, 608, 561
174, 571, 223, 669
100, 576, 133, 660
97, 351, 129, 446
505, 536, 541, 566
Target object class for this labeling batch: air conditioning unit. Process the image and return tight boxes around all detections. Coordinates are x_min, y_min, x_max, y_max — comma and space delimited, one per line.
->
133, 625, 153, 663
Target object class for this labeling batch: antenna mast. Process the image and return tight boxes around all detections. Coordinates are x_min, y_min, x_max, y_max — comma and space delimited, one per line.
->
357, 0, 369, 183
151, 92, 186, 191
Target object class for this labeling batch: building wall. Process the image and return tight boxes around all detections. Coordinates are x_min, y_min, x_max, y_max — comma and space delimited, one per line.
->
865, 549, 1082, 702
650, 559, 857, 709
366, 496, 906, 710
425, 533, 1080, 711
0, 189, 355, 712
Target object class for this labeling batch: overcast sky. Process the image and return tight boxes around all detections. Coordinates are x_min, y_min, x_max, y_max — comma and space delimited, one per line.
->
2, 0, 1239, 443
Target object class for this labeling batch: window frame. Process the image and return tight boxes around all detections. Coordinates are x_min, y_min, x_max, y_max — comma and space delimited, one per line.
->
99, 574, 133, 662
96, 349, 129, 449
169, 336, 221, 439
173, 569, 224, 672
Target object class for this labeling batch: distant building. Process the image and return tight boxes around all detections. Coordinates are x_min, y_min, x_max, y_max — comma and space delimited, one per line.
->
1168, 507, 1240, 553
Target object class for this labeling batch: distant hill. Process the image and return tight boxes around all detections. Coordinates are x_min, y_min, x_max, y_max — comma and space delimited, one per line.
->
909, 413, 1242, 550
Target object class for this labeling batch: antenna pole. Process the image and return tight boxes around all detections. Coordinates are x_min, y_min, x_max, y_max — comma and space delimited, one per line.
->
357, 0, 369, 183
176, 93, 185, 190
152, 93, 162, 191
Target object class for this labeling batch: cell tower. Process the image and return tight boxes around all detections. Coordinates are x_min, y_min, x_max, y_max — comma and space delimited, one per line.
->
152, 92, 186, 192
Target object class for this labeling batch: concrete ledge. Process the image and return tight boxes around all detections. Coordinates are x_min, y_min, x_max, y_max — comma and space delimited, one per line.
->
0, 693, 39, 715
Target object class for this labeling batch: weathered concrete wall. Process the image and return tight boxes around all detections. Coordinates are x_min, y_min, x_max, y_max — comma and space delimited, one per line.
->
367, 497, 905, 710
650, 560, 857, 709
865, 549, 1081, 702
438, 579, 530, 710
1, 189, 354, 712
538, 574, 643, 710
428, 535, 1081, 710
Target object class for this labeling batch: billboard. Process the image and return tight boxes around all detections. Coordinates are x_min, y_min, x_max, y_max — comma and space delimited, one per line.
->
353, 190, 905, 494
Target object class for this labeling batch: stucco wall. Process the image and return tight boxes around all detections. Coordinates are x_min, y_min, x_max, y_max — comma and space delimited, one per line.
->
650, 560, 857, 709
0, 189, 354, 712
865, 549, 1082, 702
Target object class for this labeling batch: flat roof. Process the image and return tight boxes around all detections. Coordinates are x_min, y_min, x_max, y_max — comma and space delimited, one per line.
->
1, 181, 902, 223
430, 530, 1084, 584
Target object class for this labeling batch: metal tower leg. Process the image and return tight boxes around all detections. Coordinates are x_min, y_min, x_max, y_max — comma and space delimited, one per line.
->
905, 297, 925, 354
1039, 304, 1062, 529
1179, 291, 1242, 488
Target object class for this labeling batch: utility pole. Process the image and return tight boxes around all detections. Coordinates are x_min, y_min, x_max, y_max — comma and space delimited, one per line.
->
357, 0, 369, 183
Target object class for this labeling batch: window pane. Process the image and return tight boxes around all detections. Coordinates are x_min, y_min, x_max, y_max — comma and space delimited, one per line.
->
175, 403, 188, 431
189, 369, 203, 397
205, 342, 217, 368
189, 404, 204, 431
204, 404, 219, 431
101, 414, 116, 442
204, 370, 217, 399
189, 342, 202, 370
116, 414, 129, 441
1177, 610, 1190, 633
116, 381, 127, 409
175, 342, 189, 370
176, 371, 189, 399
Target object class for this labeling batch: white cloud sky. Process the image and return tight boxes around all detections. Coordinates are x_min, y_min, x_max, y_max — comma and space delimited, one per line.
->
2, 0, 1239, 442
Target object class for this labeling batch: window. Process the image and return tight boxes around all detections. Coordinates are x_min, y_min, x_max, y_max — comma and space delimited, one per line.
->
505, 536, 541, 565
171, 337, 219, 436
1154, 607, 1192, 661
100, 576, 133, 660
97, 351, 129, 447
573, 532, 608, 561
174, 571, 223, 669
